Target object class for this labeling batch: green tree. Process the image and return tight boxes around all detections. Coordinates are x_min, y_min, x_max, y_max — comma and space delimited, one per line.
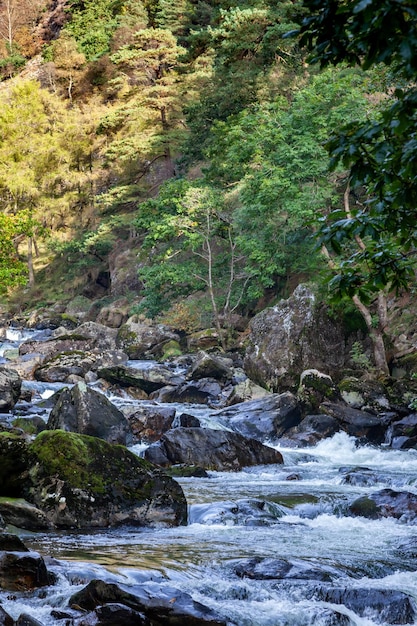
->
294, 0, 417, 297
0, 80, 88, 285
135, 179, 250, 347
205, 67, 374, 296
291, 0, 417, 374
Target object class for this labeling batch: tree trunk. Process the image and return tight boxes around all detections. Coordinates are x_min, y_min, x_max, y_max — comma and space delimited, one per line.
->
352, 294, 389, 376
27, 236, 35, 287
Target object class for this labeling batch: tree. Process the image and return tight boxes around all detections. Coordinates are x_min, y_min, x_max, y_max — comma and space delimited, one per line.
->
0, 80, 89, 285
294, 0, 417, 296
0, 0, 43, 76
134, 179, 250, 348
292, 0, 417, 374
0, 212, 35, 291
204, 67, 374, 296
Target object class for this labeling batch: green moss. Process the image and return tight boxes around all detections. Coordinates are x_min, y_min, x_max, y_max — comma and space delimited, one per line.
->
29, 430, 154, 498
12, 418, 38, 435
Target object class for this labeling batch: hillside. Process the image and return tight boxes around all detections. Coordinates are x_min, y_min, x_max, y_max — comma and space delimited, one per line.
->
0, 0, 416, 377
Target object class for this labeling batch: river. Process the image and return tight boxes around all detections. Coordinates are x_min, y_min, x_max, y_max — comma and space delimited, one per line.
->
1, 329, 417, 625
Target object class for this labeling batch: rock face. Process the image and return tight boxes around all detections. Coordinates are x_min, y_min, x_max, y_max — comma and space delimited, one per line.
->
47, 382, 130, 445
1, 431, 187, 530
0, 367, 21, 411
116, 318, 180, 359
244, 285, 346, 392
144, 427, 284, 470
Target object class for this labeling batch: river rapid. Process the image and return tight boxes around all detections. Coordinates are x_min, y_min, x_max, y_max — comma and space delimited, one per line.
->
2, 329, 417, 625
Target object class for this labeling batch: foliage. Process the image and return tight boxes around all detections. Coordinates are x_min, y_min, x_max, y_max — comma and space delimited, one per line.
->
0, 211, 40, 291
294, 0, 417, 300
205, 66, 375, 293
134, 179, 249, 327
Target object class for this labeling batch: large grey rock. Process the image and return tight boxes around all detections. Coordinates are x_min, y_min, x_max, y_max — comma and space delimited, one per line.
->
48, 381, 130, 445
349, 488, 417, 522
98, 364, 184, 394
0, 367, 21, 411
34, 351, 96, 383
116, 318, 180, 359
244, 285, 346, 392
144, 427, 284, 470
215, 392, 302, 441
123, 403, 176, 444
70, 579, 229, 625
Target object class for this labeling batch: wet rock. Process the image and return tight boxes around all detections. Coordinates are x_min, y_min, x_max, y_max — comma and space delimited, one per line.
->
150, 379, 222, 405
339, 467, 381, 487
34, 350, 97, 383
348, 488, 417, 522
315, 587, 416, 624
0, 533, 29, 552
98, 364, 184, 394
164, 465, 209, 478
215, 392, 302, 441
177, 413, 201, 427
190, 499, 285, 525
0, 606, 13, 626
76, 602, 150, 625
387, 413, 417, 449
244, 284, 346, 392
22, 430, 187, 529
234, 556, 333, 581
0, 499, 51, 530
282, 414, 341, 447
123, 403, 176, 444
144, 427, 284, 471
11, 416, 47, 436
320, 401, 388, 443
69, 579, 229, 625
0, 367, 21, 411
19, 335, 91, 360
16, 614, 44, 626
48, 382, 130, 445
0, 551, 52, 591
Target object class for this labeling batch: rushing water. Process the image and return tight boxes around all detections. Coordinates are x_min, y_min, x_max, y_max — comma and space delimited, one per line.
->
2, 333, 417, 624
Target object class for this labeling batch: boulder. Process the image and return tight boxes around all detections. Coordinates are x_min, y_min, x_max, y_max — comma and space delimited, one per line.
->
215, 392, 302, 442
0, 533, 29, 552
282, 414, 341, 447
69, 579, 228, 626
98, 364, 184, 394
0, 433, 31, 495
315, 587, 416, 624
0, 551, 52, 591
150, 379, 222, 405
234, 556, 333, 581
188, 351, 233, 381
244, 284, 346, 392
189, 499, 285, 526
0, 498, 51, 530
349, 488, 417, 522
123, 403, 176, 444
338, 376, 392, 412
0, 367, 21, 411
76, 603, 149, 625
34, 350, 96, 383
144, 427, 284, 470
387, 413, 417, 449
116, 319, 180, 359
297, 369, 340, 412
23, 430, 187, 529
47, 382, 130, 445
320, 401, 389, 443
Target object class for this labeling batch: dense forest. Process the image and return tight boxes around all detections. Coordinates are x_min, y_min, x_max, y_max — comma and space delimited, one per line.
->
0, 0, 416, 374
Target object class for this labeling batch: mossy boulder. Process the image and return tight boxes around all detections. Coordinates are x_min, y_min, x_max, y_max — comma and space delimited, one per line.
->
0, 432, 31, 496
23, 430, 187, 529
